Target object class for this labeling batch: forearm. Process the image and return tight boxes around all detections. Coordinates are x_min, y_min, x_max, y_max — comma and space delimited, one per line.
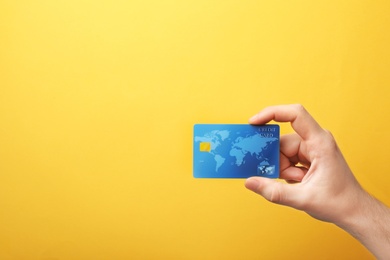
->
336, 191, 390, 259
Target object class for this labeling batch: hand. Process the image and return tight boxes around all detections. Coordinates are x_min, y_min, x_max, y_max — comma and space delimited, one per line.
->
245, 104, 390, 259
245, 104, 363, 223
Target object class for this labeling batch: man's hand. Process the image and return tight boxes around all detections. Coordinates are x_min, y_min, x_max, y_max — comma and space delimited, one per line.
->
245, 104, 390, 259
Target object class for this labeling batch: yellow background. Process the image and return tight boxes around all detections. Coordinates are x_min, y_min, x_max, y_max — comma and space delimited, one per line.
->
1, 0, 389, 259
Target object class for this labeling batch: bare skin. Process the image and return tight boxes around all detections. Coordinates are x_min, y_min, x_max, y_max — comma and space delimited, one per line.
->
245, 104, 390, 259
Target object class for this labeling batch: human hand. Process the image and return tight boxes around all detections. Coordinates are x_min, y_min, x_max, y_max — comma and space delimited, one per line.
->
245, 104, 365, 224
245, 104, 390, 259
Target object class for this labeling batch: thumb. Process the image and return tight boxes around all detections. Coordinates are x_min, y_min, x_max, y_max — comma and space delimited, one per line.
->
245, 177, 303, 209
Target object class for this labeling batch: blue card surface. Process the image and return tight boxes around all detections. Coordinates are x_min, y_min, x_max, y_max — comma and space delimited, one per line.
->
193, 124, 280, 178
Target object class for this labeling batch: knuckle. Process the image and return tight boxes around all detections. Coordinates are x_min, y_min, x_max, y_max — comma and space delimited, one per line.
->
292, 103, 306, 113
269, 184, 283, 204
291, 104, 310, 118
323, 129, 338, 149
323, 129, 334, 137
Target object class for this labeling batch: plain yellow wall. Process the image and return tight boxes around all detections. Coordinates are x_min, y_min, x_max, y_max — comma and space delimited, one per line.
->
1, 0, 389, 259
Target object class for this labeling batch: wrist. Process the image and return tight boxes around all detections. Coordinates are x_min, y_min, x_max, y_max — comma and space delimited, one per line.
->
334, 189, 390, 259
333, 188, 372, 230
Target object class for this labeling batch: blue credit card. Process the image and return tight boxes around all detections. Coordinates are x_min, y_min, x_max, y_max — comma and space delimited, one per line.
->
193, 124, 280, 178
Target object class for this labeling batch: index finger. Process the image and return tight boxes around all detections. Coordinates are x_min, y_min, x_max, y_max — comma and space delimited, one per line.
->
249, 104, 324, 140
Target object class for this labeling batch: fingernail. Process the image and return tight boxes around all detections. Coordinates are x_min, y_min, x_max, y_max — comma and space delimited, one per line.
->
245, 178, 260, 191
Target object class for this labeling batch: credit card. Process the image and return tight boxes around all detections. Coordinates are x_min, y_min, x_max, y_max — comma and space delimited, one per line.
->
193, 124, 279, 178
